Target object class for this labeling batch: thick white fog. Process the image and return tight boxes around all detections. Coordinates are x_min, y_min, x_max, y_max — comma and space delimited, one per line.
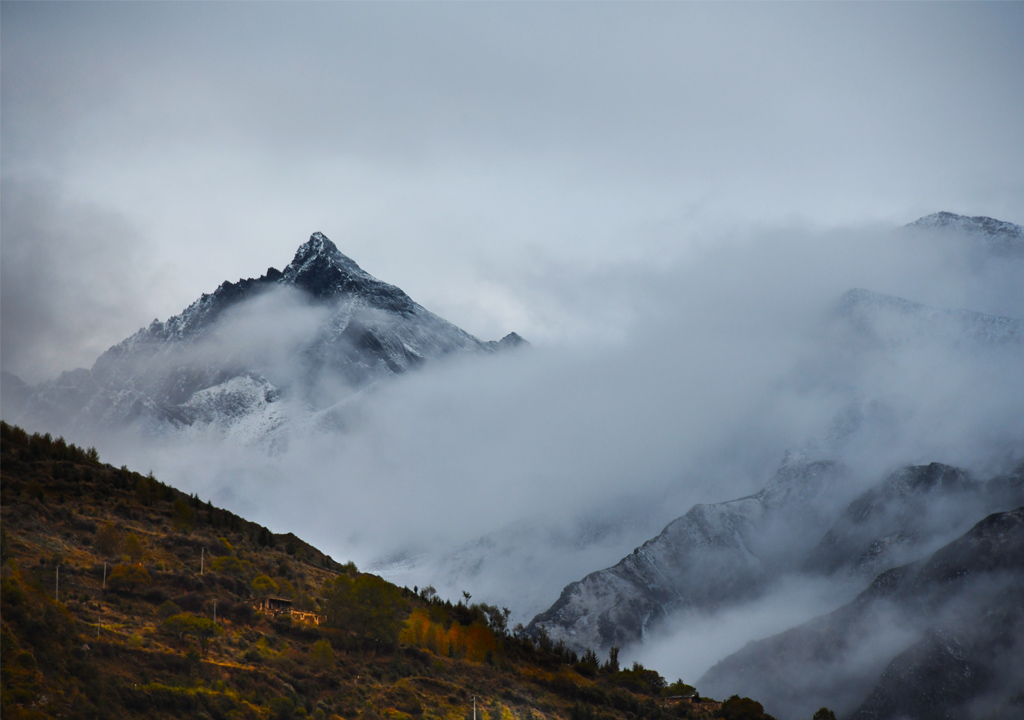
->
87, 220, 1024, 639
627, 574, 888, 690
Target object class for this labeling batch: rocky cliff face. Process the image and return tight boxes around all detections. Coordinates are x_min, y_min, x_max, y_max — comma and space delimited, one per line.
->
12, 232, 524, 443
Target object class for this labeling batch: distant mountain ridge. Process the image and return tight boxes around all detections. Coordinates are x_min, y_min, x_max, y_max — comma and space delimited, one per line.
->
906, 211, 1023, 256
699, 506, 1024, 720
6, 232, 525, 442
800, 462, 1022, 581
526, 210, 1024, 653
527, 456, 1024, 655
526, 459, 846, 651
527, 282, 1024, 655
837, 288, 1024, 347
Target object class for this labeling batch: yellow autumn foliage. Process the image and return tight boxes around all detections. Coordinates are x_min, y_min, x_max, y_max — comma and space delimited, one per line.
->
400, 608, 498, 662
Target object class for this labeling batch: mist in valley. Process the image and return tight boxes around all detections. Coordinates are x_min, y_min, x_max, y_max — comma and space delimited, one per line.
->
57, 220, 1023, 656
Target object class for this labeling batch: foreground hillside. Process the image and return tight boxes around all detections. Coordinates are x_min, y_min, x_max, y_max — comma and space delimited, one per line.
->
0, 422, 801, 720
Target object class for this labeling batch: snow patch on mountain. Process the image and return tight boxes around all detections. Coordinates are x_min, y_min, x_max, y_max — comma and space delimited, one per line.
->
178, 373, 286, 443
838, 288, 1024, 347
527, 459, 845, 652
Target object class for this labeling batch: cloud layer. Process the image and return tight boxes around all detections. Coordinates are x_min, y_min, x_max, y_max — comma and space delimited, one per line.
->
3, 3, 1023, 381
79, 221, 1024, 631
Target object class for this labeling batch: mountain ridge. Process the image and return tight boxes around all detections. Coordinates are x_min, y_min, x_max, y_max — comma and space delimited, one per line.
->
5, 232, 526, 443
527, 220, 1024, 657
906, 212, 1024, 256
527, 451, 1024, 653
837, 288, 1024, 347
526, 459, 845, 652
698, 507, 1024, 720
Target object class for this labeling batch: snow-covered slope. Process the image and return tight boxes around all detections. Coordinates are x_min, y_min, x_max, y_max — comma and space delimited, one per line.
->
529, 450, 1024, 657
526, 459, 844, 651
372, 504, 671, 628
837, 288, 1024, 347
14, 233, 525, 442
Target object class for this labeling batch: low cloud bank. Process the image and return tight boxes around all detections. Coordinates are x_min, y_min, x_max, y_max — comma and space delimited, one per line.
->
0, 178, 167, 384
64, 220, 1024, 627
627, 574, 870, 691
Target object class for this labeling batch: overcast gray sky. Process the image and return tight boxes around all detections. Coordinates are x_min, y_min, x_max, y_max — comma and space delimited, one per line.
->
3, 2, 1023, 382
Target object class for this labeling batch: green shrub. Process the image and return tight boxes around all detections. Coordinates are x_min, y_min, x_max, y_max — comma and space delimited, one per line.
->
310, 638, 335, 671
157, 600, 182, 619
94, 522, 122, 557
323, 573, 406, 648
252, 574, 279, 595
269, 695, 296, 720
210, 555, 248, 577
662, 679, 696, 697
107, 563, 152, 594
720, 695, 769, 720
161, 613, 223, 656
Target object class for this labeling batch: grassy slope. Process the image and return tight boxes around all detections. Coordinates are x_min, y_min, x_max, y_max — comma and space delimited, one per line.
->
0, 422, 767, 720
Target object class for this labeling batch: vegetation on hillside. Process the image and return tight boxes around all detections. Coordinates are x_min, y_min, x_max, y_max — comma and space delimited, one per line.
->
1, 421, 803, 720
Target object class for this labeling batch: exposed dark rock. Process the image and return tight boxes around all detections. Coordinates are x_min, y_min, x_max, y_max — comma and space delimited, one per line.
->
803, 463, 982, 579
700, 508, 1024, 720
8, 232, 525, 443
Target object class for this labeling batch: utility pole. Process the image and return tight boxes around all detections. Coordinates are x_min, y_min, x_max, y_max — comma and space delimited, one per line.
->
472, 695, 476, 720
201, 547, 205, 575
213, 601, 217, 622
55, 565, 59, 602
102, 561, 107, 590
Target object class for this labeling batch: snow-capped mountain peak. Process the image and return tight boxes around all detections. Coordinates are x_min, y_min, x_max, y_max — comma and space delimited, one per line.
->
11, 232, 525, 443
281, 232, 415, 312
285, 232, 373, 290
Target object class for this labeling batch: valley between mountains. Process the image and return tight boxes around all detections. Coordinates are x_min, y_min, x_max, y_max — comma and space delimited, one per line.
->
3, 212, 1024, 720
